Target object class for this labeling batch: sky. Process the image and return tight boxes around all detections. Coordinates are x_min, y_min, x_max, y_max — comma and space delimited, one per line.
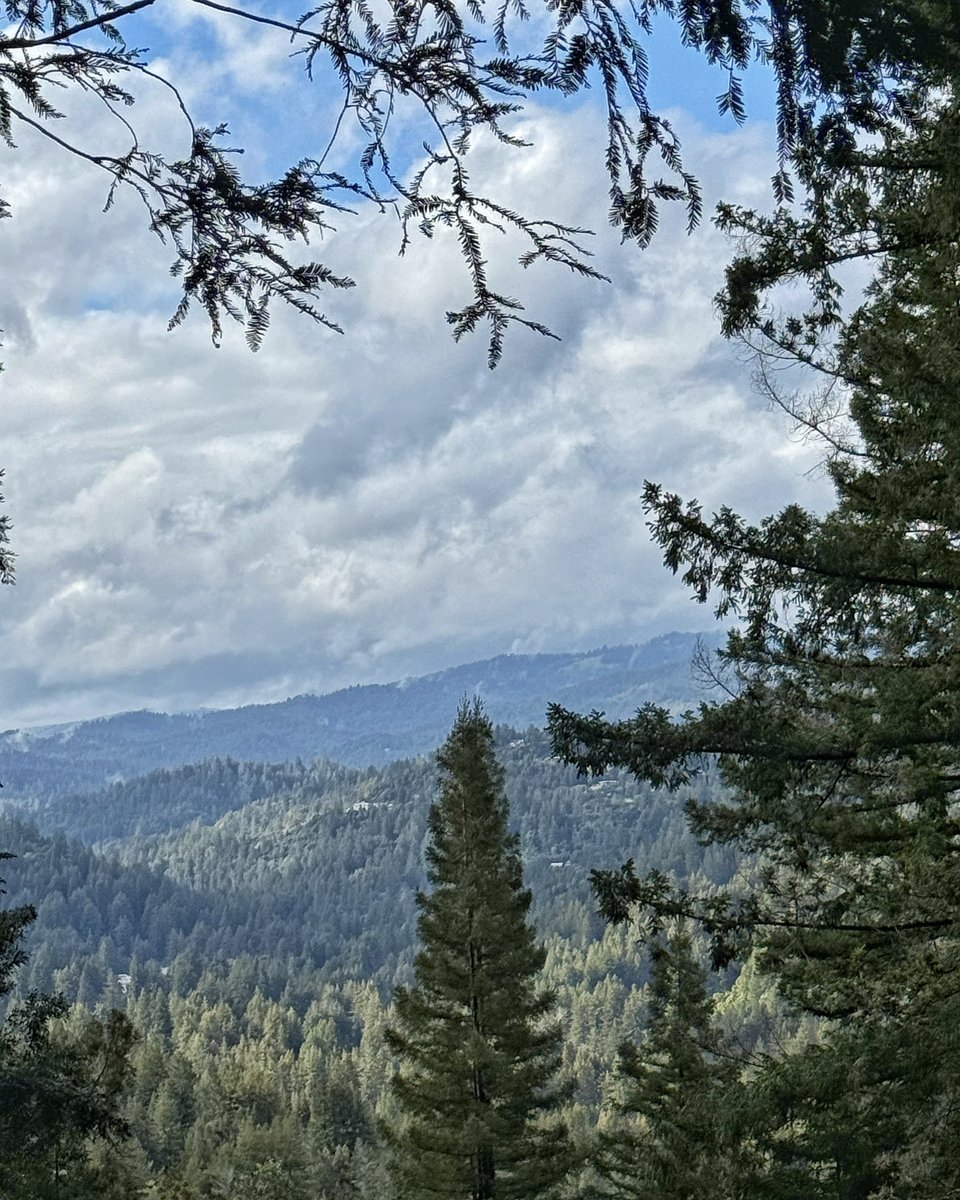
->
0, 0, 835, 728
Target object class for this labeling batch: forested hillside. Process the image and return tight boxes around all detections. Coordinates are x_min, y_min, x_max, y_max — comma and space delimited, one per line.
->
0, 636, 712, 799
0, 725, 753, 1198
5, 0, 960, 1194
0, 728, 735, 996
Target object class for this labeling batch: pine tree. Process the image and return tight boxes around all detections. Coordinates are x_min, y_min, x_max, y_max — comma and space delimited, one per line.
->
595, 927, 737, 1200
549, 90, 960, 1197
385, 701, 571, 1200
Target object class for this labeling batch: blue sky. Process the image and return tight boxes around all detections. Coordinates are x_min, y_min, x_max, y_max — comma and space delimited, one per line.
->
126, 1, 780, 205
0, 1, 830, 727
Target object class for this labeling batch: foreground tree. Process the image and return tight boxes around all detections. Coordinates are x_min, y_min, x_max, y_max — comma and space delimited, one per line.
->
549, 87, 960, 1196
386, 701, 571, 1200
0, 855, 138, 1198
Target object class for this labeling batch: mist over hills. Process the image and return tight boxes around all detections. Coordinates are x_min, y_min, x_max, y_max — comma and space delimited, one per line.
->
0, 632, 717, 799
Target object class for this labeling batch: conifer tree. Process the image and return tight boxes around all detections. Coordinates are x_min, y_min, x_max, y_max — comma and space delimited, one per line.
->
549, 89, 960, 1196
0, 856, 138, 1198
386, 701, 571, 1200
594, 926, 737, 1200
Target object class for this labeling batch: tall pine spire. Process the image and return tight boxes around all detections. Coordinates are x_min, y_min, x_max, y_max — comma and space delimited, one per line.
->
386, 701, 571, 1200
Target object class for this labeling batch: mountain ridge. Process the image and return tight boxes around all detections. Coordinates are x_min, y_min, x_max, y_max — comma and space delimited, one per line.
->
0, 631, 720, 798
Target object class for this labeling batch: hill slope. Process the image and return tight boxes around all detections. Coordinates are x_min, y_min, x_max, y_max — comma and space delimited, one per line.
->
0, 727, 733, 995
0, 633, 715, 798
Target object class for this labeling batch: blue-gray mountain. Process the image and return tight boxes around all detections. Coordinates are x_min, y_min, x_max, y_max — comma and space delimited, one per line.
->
0, 633, 717, 799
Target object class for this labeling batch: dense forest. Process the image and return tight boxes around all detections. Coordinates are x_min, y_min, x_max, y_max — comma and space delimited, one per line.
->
0, 725, 764, 1197
2, 729, 736, 990
5, 0, 960, 1197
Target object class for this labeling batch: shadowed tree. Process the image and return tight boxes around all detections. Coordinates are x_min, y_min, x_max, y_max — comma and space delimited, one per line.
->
549, 88, 960, 1198
594, 926, 739, 1200
0, 855, 138, 1198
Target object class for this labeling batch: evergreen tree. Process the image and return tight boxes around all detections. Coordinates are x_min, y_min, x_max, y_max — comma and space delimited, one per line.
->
0, 850, 35, 990
594, 927, 737, 1200
386, 701, 571, 1200
549, 87, 960, 1198
0, 858, 137, 1198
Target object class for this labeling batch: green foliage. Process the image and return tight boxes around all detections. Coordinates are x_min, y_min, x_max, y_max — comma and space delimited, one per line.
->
593, 927, 739, 1200
386, 702, 572, 1200
0, 850, 35, 994
550, 82, 960, 1198
0, 860, 138, 1199
0, 727, 732, 996
0, 1001, 138, 1198
0, 725, 733, 1198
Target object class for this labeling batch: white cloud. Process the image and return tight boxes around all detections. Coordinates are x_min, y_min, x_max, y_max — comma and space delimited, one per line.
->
0, 67, 835, 727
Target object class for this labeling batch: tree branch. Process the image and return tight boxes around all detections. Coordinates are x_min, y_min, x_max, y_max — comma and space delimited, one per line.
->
0, 0, 156, 50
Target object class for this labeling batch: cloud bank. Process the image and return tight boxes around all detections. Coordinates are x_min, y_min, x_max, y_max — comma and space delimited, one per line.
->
0, 64, 833, 727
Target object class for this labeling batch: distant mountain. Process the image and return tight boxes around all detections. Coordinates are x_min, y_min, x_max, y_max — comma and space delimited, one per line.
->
0, 632, 718, 800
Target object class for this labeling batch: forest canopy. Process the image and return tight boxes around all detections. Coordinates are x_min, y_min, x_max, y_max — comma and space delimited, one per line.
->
6, 3, 960, 1197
